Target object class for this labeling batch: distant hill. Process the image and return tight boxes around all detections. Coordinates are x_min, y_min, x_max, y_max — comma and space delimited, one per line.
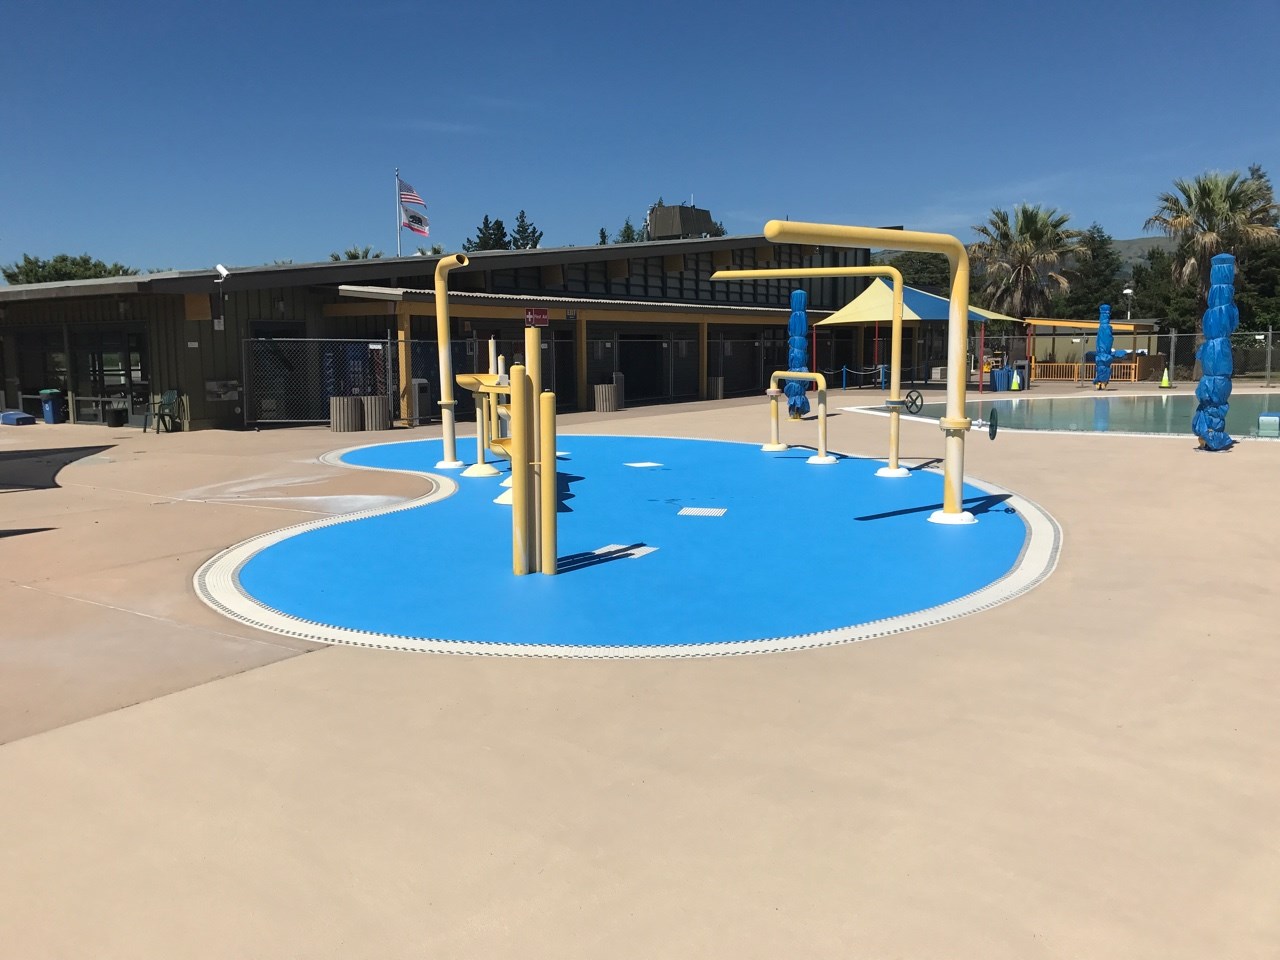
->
1114, 235, 1177, 272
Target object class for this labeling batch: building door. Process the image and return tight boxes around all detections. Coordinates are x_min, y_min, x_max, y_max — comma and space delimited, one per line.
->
617, 334, 670, 404
70, 325, 150, 424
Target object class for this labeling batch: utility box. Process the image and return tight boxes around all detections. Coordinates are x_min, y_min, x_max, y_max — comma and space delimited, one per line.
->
411, 378, 432, 424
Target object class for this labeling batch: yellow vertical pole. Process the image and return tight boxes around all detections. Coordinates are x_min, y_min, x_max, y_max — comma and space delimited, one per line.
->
461, 391, 500, 478
698, 321, 708, 400
762, 380, 786, 451
396, 303, 413, 427
525, 324, 542, 463
539, 391, 557, 576
575, 313, 588, 411
493, 354, 506, 441
817, 386, 828, 459
433, 254, 468, 468
509, 365, 530, 576
938, 255, 973, 521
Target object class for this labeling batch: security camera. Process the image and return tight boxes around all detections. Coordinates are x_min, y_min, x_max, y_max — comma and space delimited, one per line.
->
215, 264, 230, 281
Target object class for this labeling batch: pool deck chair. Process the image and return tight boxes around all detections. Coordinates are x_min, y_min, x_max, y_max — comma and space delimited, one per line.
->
146, 390, 179, 433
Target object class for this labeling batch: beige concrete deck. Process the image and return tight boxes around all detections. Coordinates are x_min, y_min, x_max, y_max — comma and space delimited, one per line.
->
2, 384, 1278, 959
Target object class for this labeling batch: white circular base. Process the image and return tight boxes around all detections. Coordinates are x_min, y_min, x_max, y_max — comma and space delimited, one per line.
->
500, 475, 513, 488
760, 443, 788, 452
493, 489, 514, 505
461, 463, 501, 478
806, 454, 838, 465
434, 459, 465, 470
875, 466, 911, 478
928, 509, 977, 526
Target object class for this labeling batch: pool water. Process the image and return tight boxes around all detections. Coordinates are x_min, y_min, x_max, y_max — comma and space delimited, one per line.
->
915, 392, 1280, 436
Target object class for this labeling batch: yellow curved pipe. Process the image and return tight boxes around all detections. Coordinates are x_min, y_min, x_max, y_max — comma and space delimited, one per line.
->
711, 265, 906, 475
764, 370, 834, 463
761, 221, 973, 522
433, 254, 469, 468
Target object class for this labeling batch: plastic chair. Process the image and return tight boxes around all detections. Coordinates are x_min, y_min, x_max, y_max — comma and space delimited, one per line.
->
147, 390, 179, 433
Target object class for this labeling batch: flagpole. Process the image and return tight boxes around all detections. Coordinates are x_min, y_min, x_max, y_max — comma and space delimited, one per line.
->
395, 167, 402, 257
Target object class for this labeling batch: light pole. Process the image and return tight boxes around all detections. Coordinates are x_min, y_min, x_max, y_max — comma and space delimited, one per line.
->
1122, 285, 1136, 356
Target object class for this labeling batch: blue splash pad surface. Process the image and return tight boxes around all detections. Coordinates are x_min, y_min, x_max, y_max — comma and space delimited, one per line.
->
237, 436, 1027, 647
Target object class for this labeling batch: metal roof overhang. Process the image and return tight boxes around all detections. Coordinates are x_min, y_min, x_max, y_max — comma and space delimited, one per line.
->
0, 276, 149, 302
1022, 317, 1158, 332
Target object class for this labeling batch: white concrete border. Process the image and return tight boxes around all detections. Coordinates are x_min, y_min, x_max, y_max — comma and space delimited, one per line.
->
195, 435, 1061, 659
845, 394, 1280, 442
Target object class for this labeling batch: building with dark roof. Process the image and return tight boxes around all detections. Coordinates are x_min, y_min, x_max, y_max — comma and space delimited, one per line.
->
0, 234, 872, 430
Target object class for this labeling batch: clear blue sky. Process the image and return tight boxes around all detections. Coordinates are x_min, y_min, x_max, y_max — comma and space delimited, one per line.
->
2, 0, 1277, 275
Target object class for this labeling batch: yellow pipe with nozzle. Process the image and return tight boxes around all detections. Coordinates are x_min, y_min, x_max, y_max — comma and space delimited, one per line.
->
760, 221, 973, 523
764, 370, 834, 464
433, 254, 469, 469
712, 265, 907, 477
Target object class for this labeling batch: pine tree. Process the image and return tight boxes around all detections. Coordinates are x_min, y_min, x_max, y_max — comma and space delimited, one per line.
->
509, 210, 543, 250
1049, 224, 1123, 319
462, 215, 510, 252
598, 228, 609, 245
615, 217, 641, 244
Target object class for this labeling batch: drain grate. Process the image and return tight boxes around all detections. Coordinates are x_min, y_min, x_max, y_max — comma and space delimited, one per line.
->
678, 506, 727, 517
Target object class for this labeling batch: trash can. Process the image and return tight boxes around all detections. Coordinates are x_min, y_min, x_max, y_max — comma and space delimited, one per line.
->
361, 395, 390, 431
989, 367, 1013, 391
593, 383, 618, 413
329, 395, 364, 432
104, 406, 129, 428
38, 389, 64, 424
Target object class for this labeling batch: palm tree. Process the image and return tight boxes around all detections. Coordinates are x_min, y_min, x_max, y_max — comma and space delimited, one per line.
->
1144, 170, 1280, 305
967, 204, 1085, 318
329, 245, 383, 261
415, 244, 445, 256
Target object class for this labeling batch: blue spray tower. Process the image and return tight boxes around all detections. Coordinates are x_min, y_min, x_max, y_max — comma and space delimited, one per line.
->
1193, 253, 1239, 451
1093, 304, 1114, 390
785, 288, 811, 419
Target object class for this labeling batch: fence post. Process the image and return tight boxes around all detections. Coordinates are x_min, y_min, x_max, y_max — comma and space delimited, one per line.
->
1267, 328, 1273, 389
1169, 330, 1176, 383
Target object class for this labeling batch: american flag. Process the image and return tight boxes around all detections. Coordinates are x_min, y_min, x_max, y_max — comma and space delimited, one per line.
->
398, 178, 425, 206
401, 204, 430, 237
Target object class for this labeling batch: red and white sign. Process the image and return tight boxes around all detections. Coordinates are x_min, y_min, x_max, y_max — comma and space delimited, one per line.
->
525, 307, 549, 328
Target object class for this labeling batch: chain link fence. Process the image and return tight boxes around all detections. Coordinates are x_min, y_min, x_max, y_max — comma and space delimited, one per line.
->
1163, 329, 1276, 384
244, 337, 456, 426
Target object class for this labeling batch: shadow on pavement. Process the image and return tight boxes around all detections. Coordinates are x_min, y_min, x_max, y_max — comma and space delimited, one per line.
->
0, 445, 115, 493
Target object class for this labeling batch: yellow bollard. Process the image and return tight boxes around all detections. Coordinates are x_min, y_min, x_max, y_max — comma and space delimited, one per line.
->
509, 365, 531, 576
762, 387, 787, 451
539, 391, 558, 576
525, 325, 542, 463
462, 391, 501, 478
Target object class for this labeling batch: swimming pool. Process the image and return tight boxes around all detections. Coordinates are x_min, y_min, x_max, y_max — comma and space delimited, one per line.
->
912, 392, 1280, 437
